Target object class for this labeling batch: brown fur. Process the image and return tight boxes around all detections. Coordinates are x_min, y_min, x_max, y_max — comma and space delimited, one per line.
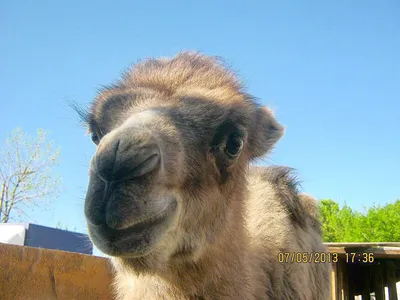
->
80, 52, 331, 299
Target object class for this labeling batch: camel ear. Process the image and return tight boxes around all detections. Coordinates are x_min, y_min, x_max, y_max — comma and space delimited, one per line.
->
248, 106, 284, 159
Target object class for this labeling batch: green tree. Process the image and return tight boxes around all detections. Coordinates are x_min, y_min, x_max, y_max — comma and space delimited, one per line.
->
0, 128, 61, 223
318, 199, 400, 242
360, 201, 400, 242
55, 221, 77, 232
318, 199, 340, 242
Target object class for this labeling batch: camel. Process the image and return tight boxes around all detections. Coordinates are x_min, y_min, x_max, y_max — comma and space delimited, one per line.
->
79, 52, 332, 299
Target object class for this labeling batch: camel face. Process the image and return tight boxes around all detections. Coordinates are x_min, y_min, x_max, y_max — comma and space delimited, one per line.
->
79, 53, 332, 300
83, 52, 284, 265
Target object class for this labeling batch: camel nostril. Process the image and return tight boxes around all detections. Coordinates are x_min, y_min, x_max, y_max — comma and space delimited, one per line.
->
94, 134, 161, 182
128, 152, 160, 180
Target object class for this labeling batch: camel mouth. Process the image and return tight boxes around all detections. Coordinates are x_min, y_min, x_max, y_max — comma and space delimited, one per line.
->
87, 199, 178, 257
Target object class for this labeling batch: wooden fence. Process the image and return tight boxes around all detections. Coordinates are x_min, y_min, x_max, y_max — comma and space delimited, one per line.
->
327, 242, 400, 300
1, 241, 399, 299
0, 243, 113, 300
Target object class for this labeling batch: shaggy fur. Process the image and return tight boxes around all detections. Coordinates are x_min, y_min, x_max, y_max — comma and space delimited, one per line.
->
80, 52, 331, 299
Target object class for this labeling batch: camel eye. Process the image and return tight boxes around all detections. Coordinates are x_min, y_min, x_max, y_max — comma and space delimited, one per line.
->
225, 134, 244, 158
91, 132, 100, 145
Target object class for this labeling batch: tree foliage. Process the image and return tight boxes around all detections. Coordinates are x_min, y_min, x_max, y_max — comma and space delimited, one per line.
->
318, 199, 400, 242
55, 221, 77, 232
0, 128, 61, 223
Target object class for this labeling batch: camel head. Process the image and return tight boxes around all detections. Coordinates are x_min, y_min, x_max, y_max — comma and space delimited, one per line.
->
80, 52, 284, 273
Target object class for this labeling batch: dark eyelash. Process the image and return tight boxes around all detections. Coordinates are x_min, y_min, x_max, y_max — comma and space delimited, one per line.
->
70, 102, 92, 123
69, 101, 101, 135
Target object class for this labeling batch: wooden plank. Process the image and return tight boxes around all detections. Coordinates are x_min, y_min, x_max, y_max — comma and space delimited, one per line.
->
0, 243, 114, 300
325, 242, 400, 248
337, 259, 344, 300
327, 246, 400, 258
365, 248, 400, 258
327, 247, 347, 255
338, 258, 349, 300
361, 266, 371, 300
373, 263, 385, 300
378, 248, 400, 257
331, 262, 338, 300
347, 264, 355, 299
386, 260, 398, 300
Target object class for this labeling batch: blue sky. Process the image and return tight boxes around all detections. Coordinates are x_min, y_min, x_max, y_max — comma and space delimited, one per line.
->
1, 1, 399, 254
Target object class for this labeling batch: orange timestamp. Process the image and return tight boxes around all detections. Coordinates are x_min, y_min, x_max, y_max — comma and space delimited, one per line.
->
345, 252, 375, 263
278, 252, 338, 263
